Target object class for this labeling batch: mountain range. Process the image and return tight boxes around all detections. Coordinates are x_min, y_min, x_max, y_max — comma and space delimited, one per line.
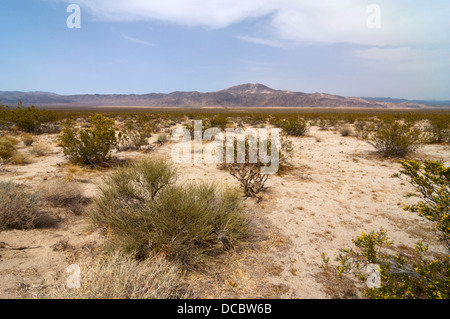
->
0, 83, 448, 109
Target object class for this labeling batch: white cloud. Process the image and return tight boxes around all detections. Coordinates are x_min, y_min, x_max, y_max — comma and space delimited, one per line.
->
120, 32, 152, 46
67, 0, 450, 47
236, 35, 287, 49
72, 0, 277, 28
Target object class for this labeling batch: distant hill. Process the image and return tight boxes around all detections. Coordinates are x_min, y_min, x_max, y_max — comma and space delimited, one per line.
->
363, 97, 450, 108
0, 83, 443, 109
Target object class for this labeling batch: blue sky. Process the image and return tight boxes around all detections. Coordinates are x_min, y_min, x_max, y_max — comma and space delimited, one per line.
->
1, 0, 449, 99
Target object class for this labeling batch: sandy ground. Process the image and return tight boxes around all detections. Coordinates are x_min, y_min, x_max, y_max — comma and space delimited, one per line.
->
0, 125, 449, 299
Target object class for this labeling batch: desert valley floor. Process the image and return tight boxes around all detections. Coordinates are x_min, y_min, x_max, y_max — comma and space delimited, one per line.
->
0, 124, 449, 299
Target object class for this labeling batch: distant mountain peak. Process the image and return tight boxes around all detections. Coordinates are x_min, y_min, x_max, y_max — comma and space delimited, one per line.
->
0, 84, 440, 109
222, 83, 275, 94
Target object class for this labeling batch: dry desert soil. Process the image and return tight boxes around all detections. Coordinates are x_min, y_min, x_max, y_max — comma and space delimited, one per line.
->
0, 124, 449, 299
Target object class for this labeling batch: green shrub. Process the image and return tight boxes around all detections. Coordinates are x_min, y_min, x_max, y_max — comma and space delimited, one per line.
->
58, 114, 119, 166
94, 158, 177, 212
220, 131, 294, 198
367, 120, 422, 157
91, 159, 247, 268
393, 160, 449, 247
0, 181, 41, 231
123, 116, 155, 149
0, 137, 15, 159
209, 114, 229, 130
321, 229, 449, 299
8, 102, 57, 132
148, 183, 247, 266
278, 117, 309, 136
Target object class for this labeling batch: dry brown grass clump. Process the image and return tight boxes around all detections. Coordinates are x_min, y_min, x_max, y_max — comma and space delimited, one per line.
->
44, 251, 191, 299
21, 133, 34, 146
39, 179, 90, 215
0, 181, 57, 231
339, 125, 354, 137
30, 144, 52, 157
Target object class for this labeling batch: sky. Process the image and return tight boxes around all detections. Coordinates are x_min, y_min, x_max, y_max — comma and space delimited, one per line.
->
0, 0, 449, 100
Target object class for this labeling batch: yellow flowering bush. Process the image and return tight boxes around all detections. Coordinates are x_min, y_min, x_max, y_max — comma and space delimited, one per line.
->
321, 229, 449, 299
321, 160, 450, 299
393, 160, 449, 248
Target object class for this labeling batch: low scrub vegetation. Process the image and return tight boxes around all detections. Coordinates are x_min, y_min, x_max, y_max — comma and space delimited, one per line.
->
0, 101, 57, 132
122, 115, 155, 149
0, 136, 16, 160
366, 120, 423, 157
58, 113, 120, 166
228, 163, 269, 199
277, 117, 309, 136
0, 181, 55, 231
393, 160, 449, 247
220, 132, 292, 198
91, 158, 248, 268
339, 125, 354, 137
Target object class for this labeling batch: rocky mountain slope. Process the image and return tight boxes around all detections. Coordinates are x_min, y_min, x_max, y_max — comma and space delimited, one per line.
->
0, 83, 433, 108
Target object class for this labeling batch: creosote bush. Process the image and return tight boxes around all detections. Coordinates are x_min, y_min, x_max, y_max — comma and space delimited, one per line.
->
393, 160, 449, 248
0, 136, 16, 160
6, 102, 57, 132
91, 158, 247, 268
321, 229, 449, 299
122, 116, 155, 149
278, 117, 309, 136
366, 120, 422, 157
58, 113, 119, 166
